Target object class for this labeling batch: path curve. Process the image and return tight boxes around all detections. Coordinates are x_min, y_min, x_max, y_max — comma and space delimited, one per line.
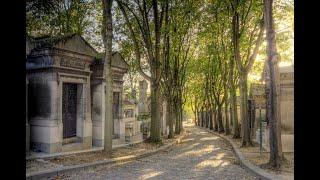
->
58, 123, 258, 180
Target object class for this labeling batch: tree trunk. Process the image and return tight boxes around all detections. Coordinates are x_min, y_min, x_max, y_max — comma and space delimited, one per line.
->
199, 109, 202, 127
230, 87, 240, 138
168, 100, 174, 139
202, 111, 205, 128
249, 100, 256, 139
217, 105, 224, 133
178, 103, 182, 133
201, 107, 204, 127
193, 103, 198, 126
225, 98, 231, 135
102, 0, 113, 155
213, 109, 218, 131
240, 74, 252, 146
196, 109, 200, 126
209, 109, 214, 130
230, 106, 233, 127
175, 102, 181, 134
264, 0, 283, 168
179, 98, 183, 132
231, 10, 241, 139
208, 110, 211, 129
150, 0, 162, 143
207, 110, 210, 129
199, 111, 201, 126
150, 82, 161, 142
206, 110, 209, 129
204, 111, 207, 128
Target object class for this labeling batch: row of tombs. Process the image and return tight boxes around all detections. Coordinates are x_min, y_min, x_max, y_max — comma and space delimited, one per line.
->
26, 34, 162, 154
251, 64, 294, 152
196, 64, 294, 152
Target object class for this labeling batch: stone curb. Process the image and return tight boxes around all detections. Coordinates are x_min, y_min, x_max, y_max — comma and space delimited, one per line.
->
26, 147, 103, 161
26, 132, 187, 180
26, 139, 145, 161
200, 127, 292, 180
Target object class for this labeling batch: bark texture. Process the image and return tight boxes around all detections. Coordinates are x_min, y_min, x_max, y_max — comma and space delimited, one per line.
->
102, 0, 113, 155
264, 0, 283, 168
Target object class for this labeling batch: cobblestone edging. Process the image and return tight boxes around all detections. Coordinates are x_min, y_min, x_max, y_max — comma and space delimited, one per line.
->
26, 132, 187, 180
200, 127, 292, 180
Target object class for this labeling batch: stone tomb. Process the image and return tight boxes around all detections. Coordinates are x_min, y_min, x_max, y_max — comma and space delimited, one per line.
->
254, 64, 294, 152
90, 52, 129, 147
27, 34, 96, 153
122, 98, 143, 143
26, 34, 130, 153
249, 83, 267, 147
136, 79, 168, 138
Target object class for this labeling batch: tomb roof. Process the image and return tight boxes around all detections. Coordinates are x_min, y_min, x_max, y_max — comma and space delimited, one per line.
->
280, 65, 294, 73
93, 51, 129, 71
28, 33, 98, 57
261, 62, 294, 81
123, 99, 135, 106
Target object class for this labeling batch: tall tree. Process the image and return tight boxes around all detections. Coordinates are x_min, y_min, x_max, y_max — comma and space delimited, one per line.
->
263, 0, 283, 168
229, 52, 240, 138
162, 0, 199, 136
101, 0, 113, 155
149, 0, 163, 142
27, 0, 95, 36
229, 0, 265, 146
116, 0, 164, 142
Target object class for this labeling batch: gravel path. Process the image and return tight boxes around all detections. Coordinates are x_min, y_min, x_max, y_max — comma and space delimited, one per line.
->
54, 123, 258, 180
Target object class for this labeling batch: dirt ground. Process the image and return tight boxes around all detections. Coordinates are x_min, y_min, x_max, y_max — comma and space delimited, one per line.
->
26, 136, 179, 174
228, 135, 294, 176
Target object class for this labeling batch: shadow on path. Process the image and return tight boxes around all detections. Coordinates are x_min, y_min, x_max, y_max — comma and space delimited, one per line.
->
59, 123, 258, 180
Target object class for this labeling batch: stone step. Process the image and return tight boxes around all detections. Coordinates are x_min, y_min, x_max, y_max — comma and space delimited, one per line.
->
62, 143, 90, 152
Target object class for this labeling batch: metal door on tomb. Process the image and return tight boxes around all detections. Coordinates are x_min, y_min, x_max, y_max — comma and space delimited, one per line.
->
62, 83, 77, 139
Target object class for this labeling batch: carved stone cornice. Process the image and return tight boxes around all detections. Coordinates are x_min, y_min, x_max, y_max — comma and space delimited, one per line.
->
26, 65, 92, 75
29, 47, 95, 62
57, 72, 89, 84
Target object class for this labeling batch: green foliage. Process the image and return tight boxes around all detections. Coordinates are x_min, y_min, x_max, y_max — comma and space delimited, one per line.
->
137, 114, 151, 121
26, 0, 293, 129
27, 0, 93, 36
27, 0, 104, 51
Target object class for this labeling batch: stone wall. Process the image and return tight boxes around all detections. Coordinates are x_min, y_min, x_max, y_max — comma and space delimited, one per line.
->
280, 70, 294, 133
254, 65, 294, 152
91, 80, 106, 147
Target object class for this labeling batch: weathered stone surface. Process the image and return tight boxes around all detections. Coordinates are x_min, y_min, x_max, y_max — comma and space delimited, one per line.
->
26, 34, 135, 155
252, 65, 294, 152
138, 80, 148, 115
31, 142, 62, 154
27, 35, 95, 154
31, 34, 98, 57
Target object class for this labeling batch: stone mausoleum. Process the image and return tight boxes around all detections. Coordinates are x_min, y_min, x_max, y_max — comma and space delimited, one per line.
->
136, 79, 168, 138
250, 64, 294, 152
26, 34, 142, 154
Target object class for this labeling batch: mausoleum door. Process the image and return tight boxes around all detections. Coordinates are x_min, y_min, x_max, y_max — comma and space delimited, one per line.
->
62, 83, 77, 138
